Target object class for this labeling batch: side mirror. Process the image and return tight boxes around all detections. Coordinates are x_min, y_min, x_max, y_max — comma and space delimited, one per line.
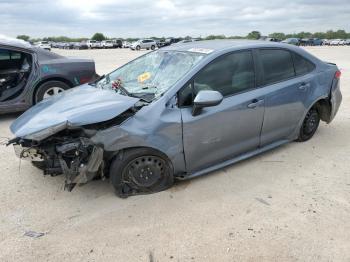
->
192, 90, 223, 116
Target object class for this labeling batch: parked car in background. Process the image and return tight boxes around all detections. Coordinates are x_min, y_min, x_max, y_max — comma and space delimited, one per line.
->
330, 39, 341, 46
0, 37, 97, 114
122, 41, 131, 48
259, 37, 280, 42
157, 40, 166, 48
9, 40, 342, 197
130, 39, 157, 50
311, 38, 323, 46
34, 41, 51, 51
101, 40, 114, 48
74, 42, 88, 50
322, 39, 330, 45
281, 38, 300, 45
86, 40, 101, 49
112, 39, 123, 48
299, 38, 312, 46
345, 39, 350, 45
176, 39, 200, 44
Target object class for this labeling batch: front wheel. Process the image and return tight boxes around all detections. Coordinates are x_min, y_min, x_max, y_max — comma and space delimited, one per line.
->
297, 108, 320, 142
151, 45, 155, 50
109, 148, 174, 198
32, 161, 46, 170
136, 45, 141, 51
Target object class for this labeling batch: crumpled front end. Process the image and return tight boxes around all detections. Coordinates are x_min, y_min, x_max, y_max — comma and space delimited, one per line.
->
13, 129, 105, 191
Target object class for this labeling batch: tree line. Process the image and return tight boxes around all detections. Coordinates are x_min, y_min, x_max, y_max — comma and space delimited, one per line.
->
16, 29, 350, 43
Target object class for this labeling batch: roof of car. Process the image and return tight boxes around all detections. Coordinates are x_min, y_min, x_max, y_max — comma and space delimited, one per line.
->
0, 36, 33, 49
161, 39, 295, 53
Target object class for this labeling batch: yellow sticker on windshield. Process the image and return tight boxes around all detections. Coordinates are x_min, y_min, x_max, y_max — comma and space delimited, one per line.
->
138, 72, 151, 83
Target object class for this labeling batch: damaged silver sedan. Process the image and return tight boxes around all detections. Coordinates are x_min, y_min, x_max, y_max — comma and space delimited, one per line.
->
9, 40, 342, 197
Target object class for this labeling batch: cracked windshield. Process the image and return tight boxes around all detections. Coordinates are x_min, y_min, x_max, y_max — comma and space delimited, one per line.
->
96, 50, 205, 100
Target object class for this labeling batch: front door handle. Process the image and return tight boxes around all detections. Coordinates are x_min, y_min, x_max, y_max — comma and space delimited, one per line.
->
247, 99, 263, 108
299, 82, 310, 90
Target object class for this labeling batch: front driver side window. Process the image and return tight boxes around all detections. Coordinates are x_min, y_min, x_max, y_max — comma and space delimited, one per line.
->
193, 51, 255, 97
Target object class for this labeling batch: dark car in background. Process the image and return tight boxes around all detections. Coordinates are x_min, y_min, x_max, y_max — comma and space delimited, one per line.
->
74, 42, 89, 50
311, 38, 323, 46
281, 38, 300, 45
112, 39, 123, 48
0, 38, 97, 114
9, 40, 342, 197
299, 38, 313, 46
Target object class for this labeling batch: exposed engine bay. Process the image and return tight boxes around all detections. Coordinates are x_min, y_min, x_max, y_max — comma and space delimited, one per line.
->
11, 108, 138, 191
0, 49, 32, 102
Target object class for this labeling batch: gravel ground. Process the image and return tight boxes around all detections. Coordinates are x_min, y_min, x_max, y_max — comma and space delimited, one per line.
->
0, 46, 349, 262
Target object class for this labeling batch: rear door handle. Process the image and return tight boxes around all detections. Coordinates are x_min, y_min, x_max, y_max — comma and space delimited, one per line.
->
247, 99, 264, 108
299, 82, 310, 90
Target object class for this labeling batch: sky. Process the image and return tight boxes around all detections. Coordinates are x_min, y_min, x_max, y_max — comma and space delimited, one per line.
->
1, 0, 350, 38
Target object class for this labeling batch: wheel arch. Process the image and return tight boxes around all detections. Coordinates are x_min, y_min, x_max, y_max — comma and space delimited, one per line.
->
32, 77, 74, 104
313, 97, 332, 123
292, 96, 331, 140
105, 146, 174, 174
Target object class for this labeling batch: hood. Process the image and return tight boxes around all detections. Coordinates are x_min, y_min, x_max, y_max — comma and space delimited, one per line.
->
10, 85, 139, 140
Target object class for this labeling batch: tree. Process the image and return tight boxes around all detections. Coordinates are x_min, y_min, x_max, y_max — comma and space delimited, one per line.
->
16, 35, 30, 41
246, 31, 261, 40
268, 32, 285, 40
91, 33, 106, 41
204, 35, 226, 40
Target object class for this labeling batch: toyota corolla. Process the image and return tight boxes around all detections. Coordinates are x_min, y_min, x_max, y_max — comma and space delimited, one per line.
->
9, 40, 342, 197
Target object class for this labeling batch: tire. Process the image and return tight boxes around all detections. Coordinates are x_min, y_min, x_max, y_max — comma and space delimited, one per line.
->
297, 108, 320, 142
136, 45, 141, 51
151, 45, 155, 50
32, 161, 46, 170
109, 148, 174, 198
35, 80, 70, 103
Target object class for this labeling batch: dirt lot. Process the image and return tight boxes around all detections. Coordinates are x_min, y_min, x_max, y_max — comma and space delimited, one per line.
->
0, 46, 349, 262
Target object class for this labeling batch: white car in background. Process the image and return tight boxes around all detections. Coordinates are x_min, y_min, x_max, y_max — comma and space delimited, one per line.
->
339, 39, 346, 45
101, 40, 114, 48
330, 39, 342, 46
130, 39, 157, 50
123, 41, 131, 48
86, 40, 101, 49
35, 41, 51, 51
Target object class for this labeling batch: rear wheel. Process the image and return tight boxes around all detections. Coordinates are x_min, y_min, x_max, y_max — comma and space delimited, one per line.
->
297, 108, 320, 142
35, 80, 70, 103
109, 148, 174, 198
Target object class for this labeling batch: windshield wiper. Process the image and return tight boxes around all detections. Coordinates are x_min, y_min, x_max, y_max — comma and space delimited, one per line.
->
118, 84, 130, 96
142, 84, 157, 90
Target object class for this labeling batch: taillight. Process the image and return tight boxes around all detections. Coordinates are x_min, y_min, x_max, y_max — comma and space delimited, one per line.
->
335, 70, 341, 79
79, 76, 91, 84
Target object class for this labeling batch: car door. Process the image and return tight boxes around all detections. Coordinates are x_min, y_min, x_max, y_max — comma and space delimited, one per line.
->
0, 48, 32, 103
179, 50, 265, 173
141, 40, 148, 49
257, 49, 313, 146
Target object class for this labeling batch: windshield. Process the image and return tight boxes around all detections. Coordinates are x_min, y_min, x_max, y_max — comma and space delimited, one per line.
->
96, 50, 205, 100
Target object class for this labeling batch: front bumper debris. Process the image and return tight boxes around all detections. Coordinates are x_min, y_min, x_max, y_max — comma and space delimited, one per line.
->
13, 136, 104, 191
14, 144, 44, 161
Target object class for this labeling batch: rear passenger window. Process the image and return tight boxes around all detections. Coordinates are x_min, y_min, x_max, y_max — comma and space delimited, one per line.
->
260, 49, 295, 85
292, 53, 315, 76
194, 51, 255, 97
0, 49, 10, 60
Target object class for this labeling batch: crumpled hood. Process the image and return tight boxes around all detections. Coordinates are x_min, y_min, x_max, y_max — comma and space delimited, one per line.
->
10, 84, 139, 140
